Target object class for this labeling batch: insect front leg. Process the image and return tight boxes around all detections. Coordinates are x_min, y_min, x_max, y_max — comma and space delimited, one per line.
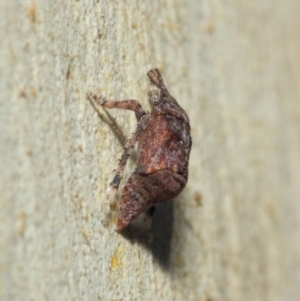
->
87, 93, 146, 121
87, 93, 151, 187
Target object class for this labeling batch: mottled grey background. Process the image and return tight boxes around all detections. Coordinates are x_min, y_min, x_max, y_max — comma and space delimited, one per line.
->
1, 1, 300, 300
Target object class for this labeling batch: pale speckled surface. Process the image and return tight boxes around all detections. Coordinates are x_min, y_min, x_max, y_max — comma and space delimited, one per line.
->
0, 1, 300, 300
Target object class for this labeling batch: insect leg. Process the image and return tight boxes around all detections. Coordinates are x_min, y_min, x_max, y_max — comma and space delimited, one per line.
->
110, 114, 152, 189
144, 206, 156, 229
87, 93, 146, 121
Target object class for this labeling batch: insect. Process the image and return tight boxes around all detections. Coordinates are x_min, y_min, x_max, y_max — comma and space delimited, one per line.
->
87, 69, 192, 230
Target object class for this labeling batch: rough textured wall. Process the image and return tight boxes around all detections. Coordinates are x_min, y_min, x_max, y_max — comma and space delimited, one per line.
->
1, 0, 300, 300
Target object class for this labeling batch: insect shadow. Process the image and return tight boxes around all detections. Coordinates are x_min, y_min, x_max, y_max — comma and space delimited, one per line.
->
120, 201, 174, 270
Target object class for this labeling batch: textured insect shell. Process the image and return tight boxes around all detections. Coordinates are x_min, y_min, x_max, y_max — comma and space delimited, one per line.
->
137, 92, 191, 176
137, 114, 190, 177
117, 100, 191, 230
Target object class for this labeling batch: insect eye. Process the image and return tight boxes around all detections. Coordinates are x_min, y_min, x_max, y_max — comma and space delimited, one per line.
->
148, 86, 161, 104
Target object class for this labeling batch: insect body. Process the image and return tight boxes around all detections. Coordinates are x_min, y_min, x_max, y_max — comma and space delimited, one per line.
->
88, 69, 191, 230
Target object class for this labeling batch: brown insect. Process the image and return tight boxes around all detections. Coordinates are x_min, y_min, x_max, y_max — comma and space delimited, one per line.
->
88, 69, 192, 230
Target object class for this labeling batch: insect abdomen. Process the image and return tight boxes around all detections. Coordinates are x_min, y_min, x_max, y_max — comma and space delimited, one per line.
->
117, 169, 187, 230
